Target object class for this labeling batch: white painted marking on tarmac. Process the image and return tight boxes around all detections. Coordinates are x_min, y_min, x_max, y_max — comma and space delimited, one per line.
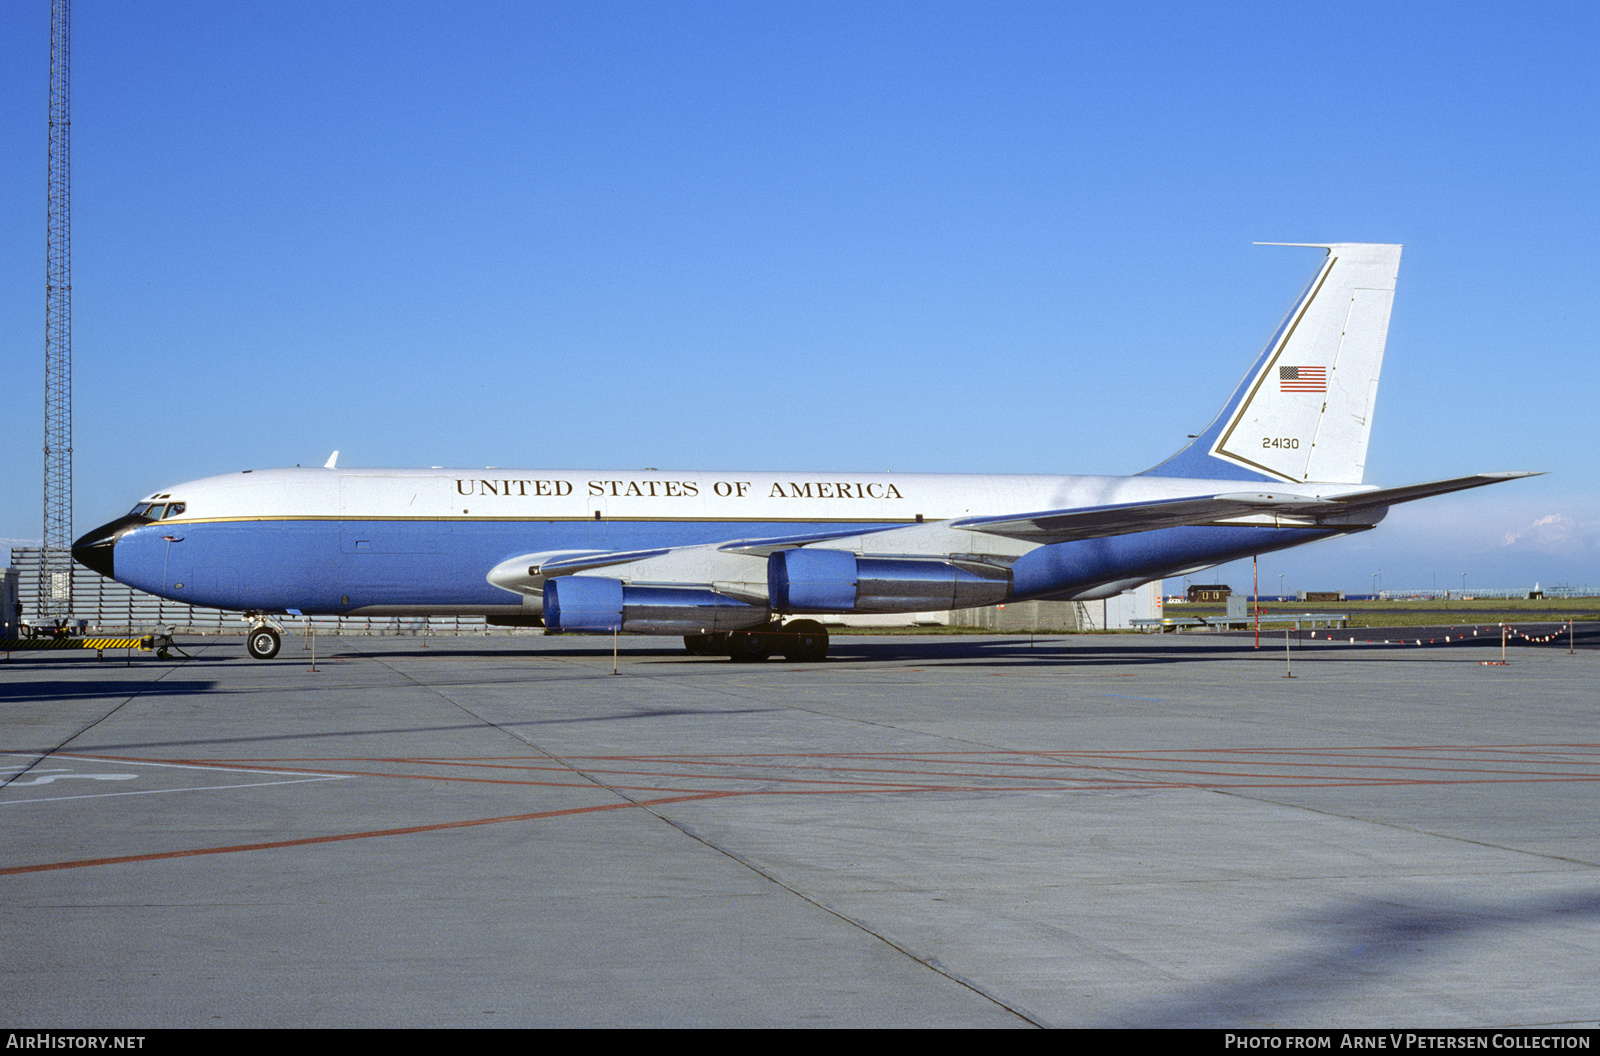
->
7, 773, 137, 786
0, 752, 352, 805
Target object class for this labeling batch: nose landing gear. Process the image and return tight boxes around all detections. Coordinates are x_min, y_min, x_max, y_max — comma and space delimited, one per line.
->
243, 616, 284, 660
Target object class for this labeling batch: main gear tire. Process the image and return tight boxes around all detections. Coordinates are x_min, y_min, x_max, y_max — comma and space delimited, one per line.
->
684, 633, 728, 656
779, 619, 829, 661
726, 631, 772, 662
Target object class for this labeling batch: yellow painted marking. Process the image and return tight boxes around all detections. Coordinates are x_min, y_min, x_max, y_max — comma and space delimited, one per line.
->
1, 638, 149, 650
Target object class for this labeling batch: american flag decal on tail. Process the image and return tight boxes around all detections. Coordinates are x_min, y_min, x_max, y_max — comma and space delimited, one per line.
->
1279, 365, 1326, 392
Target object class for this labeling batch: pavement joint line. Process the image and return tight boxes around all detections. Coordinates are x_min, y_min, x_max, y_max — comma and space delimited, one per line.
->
602, 773, 1046, 1028
353, 646, 1045, 1027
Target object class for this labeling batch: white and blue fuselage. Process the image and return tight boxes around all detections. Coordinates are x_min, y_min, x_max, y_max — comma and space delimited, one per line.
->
88, 466, 1356, 617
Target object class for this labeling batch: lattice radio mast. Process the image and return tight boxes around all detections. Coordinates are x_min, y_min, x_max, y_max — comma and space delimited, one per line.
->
42, 0, 72, 620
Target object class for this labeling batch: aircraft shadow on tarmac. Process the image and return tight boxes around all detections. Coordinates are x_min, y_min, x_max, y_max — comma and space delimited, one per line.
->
305, 639, 1275, 669
816, 621, 1597, 666
1103, 888, 1600, 1029
0, 678, 218, 702
318, 625, 1596, 668
826, 638, 1277, 666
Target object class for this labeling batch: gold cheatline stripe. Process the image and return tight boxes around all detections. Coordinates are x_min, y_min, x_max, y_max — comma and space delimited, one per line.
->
1213, 254, 1337, 481
153, 515, 924, 526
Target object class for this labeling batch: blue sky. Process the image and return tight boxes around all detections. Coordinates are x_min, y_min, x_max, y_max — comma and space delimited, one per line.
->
2, 1, 1596, 595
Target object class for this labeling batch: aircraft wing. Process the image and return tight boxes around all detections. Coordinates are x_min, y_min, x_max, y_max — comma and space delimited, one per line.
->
952, 472, 1540, 544
499, 469, 1540, 639
497, 472, 1539, 602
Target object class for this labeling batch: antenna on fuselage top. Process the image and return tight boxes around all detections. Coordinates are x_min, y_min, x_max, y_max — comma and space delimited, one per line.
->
324, 451, 339, 469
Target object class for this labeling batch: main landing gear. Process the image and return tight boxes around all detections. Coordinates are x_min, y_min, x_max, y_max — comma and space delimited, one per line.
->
684, 620, 829, 662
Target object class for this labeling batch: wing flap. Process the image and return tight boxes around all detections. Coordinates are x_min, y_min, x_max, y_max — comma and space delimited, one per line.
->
716, 525, 909, 557
531, 548, 671, 575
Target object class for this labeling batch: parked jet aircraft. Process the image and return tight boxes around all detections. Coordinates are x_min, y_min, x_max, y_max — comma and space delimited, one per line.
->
73, 243, 1533, 660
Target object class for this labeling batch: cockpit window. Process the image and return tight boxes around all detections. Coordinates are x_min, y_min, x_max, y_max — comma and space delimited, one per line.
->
126, 500, 184, 520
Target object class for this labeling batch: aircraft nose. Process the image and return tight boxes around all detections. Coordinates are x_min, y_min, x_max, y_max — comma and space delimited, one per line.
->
72, 515, 144, 579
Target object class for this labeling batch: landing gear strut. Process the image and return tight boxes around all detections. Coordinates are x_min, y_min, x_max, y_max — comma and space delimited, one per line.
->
684, 620, 829, 662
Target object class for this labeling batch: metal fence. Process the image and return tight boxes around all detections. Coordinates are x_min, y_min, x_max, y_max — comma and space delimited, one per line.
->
1378, 587, 1599, 600
950, 599, 1088, 632
7, 547, 507, 637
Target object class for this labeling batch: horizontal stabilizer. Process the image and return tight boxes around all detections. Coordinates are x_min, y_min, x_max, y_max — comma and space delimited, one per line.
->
1306, 471, 1542, 513
955, 472, 1539, 544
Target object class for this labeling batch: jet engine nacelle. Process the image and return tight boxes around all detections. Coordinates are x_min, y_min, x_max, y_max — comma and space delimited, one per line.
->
542, 576, 770, 635
768, 548, 1010, 613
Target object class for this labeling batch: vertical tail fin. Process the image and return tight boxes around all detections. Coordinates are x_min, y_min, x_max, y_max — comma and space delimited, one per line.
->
1142, 242, 1402, 485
